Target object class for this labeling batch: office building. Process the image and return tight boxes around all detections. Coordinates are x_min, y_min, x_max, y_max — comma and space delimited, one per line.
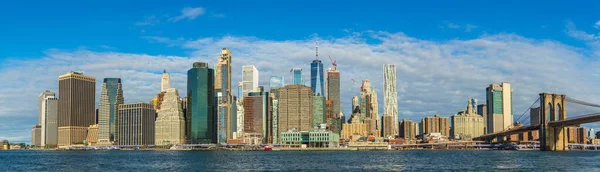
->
272, 99, 279, 144
421, 115, 450, 137
326, 67, 340, 120
382, 115, 394, 138
155, 88, 186, 145
383, 64, 398, 137
215, 48, 234, 142
278, 85, 314, 133
243, 91, 273, 144
451, 99, 485, 140
242, 65, 259, 97
97, 78, 124, 145
31, 124, 41, 147
486, 82, 513, 133
86, 124, 98, 146
476, 104, 487, 134
116, 103, 155, 145
313, 95, 325, 128
399, 119, 417, 142
341, 113, 368, 140
187, 62, 217, 144
311, 59, 325, 96
290, 68, 303, 85
589, 128, 595, 139
36, 90, 58, 147
58, 71, 96, 147
236, 97, 244, 136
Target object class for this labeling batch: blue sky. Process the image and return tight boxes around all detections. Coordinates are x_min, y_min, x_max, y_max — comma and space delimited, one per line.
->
2, 0, 600, 143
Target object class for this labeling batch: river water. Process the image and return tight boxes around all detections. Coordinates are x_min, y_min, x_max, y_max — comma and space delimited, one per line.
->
1, 150, 598, 171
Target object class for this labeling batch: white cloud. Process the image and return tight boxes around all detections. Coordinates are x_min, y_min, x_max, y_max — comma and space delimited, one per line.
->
594, 20, 600, 29
169, 7, 205, 22
441, 22, 479, 32
2, 31, 600, 143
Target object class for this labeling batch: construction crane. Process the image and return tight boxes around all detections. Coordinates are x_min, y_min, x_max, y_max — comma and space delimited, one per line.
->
328, 55, 337, 70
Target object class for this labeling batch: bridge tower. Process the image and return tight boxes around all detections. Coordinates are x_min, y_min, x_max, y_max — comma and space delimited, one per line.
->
539, 93, 567, 151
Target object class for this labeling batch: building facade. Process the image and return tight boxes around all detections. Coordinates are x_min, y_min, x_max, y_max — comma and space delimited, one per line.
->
383, 64, 398, 137
326, 68, 340, 121
31, 125, 41, 147
215, 48, 234, 142
242, 65, 259, 97
290, 68, 303, 85
97, 78, 124, 145
278, 85, 314, 135
155, 88, 186, 145
451, 99, 485, 140
421, 115, 450, 137
280, 130, 340, 148
382, 115, 394, 138
243, 91, 273, 144
341, 114, 368, 140
37, 90, 58, 147
313, 95, 325, 128
486, 82, 513, 133
187, 62, 217, 144
399, 119, 417, 142
310, 59, 325, 96
116, 103, 155, 145
476, 104, 487, 134
58, 71, 96, 147
86, 124, 98, 146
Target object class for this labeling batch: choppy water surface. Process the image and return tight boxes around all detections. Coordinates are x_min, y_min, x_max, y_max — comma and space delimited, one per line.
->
1, 150, 599, 171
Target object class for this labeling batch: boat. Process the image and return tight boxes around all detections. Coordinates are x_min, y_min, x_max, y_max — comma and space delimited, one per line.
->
264, 146, 272, 151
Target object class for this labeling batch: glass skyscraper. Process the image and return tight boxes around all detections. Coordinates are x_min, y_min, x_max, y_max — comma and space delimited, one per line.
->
98, 78, 124, 145
310, 60, 324, 96
187, 62, 217, 144
290, 68, 303, 85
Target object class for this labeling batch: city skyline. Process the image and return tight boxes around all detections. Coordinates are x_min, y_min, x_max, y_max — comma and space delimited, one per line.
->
3, 1, 600, 143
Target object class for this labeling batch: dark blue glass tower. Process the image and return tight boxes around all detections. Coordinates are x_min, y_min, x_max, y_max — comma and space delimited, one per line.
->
310, 59, 324, 96
187, 62, 217, 144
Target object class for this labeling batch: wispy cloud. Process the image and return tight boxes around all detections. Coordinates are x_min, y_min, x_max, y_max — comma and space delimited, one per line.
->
169, 7, 205, 22
135, 16, 160, 26
566, 21, 599, 41
594, 20, 600, 29
440, 22, 479, 32
142, 36, 185, 47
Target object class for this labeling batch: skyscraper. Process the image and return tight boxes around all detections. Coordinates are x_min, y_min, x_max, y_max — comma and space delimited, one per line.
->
37, 90, 58, 147
161, 70, 170, 92
155, 88, 186, 145
383, 64, 398, 137
278, 85, 314, 133
243, 91, 272, 144
242, 65, 259, 97
421, 115, 450, 137
98, 78, 124, 145
326, 67, 340, 121
477, 104, 487, 134
187, 62, 217, 144
313, 95, 325, 128
486, 82, 513, 133
58, 71, 96, 147
451, 99, 485, 140
310, 60, 324, 96
290, 68, 303, 85
215, 48, 233, 141
116, 103, 155, 145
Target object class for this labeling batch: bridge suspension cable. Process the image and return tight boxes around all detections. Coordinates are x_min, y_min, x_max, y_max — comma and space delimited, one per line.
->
566, 97, 600, 109
514, 97, 540, 124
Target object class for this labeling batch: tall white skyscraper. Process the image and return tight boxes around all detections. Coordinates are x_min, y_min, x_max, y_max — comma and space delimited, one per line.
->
242, 65, 259, 97
37, 90, 58, 147
383, 64, 398, 136
161, 70, 171, 92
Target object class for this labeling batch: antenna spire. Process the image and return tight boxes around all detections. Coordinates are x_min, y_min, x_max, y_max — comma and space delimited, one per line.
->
315, 41, 319, 60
